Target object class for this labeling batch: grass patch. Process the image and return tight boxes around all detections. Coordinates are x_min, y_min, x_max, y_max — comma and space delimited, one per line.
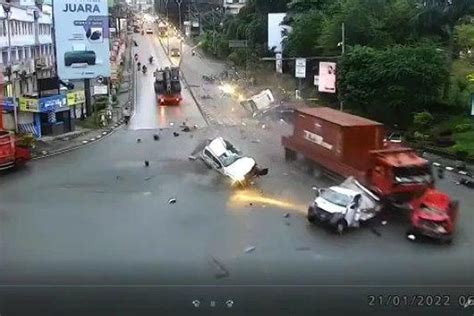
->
75, 116, 98, 129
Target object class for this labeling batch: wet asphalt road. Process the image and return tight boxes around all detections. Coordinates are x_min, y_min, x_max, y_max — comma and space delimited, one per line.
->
0, 35, 473, 316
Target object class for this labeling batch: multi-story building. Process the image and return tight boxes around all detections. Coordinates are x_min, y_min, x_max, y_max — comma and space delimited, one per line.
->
0, 1, 57, 135
0, 2, 54, 99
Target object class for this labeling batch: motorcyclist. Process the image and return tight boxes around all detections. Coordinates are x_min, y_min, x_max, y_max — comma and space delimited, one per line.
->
192, 49, 196, 56
137, 61, 141, 70
142, 65, 147, 73
149, 56, 154, 64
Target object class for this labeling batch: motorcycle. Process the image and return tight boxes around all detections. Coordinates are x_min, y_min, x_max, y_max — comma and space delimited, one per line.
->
149, 56, 154, 64
142, 65, 147, 74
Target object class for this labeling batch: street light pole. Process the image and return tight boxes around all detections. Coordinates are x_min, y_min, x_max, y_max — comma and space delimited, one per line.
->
176, 0, 182, 32
164, 0, 169, 54
340, 22, 345, 111
3, 5, 18, 133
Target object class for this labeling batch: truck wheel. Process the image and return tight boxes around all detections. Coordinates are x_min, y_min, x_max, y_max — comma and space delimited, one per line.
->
284, 148, 296, 161
335, 220, 347, 235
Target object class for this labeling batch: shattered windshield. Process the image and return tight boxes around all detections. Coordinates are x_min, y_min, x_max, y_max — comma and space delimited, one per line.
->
394, 166, 433, 184
219, 151, 241, 167
320, 189, 351, 208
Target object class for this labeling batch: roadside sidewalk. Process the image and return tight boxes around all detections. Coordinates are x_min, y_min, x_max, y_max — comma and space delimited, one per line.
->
176, 40, 249, 126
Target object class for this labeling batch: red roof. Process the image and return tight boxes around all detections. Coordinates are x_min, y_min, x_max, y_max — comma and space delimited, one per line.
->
375, 150, 427, 167
297, 107, 383, 127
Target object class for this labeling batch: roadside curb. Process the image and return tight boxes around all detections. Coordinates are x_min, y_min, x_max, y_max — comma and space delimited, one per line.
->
157, 37, 210, 127
31, 120, 125, 160
431, 161, 473, 178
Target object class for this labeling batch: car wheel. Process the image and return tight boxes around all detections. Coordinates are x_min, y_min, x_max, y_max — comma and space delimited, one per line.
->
307, 207, 316, 223
335, 220, 347, 234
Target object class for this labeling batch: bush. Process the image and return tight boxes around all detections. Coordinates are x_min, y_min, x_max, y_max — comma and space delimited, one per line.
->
455, 149, 469, 160
413, 111, 434, 129
438, 128, 453, 137
454, 123, 472, 133
414, 131, 430, 141
436, 136, 456, 147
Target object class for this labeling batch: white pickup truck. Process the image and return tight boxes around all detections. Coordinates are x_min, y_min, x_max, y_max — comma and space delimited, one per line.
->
307, 177, 382, 233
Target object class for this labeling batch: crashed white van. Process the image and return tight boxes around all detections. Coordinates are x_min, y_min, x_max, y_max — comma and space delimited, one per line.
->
199, 137, 268, 186
307, 177, 382, 233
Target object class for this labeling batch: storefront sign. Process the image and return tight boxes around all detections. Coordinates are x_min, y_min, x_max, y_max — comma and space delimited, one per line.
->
67, 90, 85, 106
19, 95, 68, 112
94, 85, 108, 95
1, 97, 16, 111
19, 98, 40, 112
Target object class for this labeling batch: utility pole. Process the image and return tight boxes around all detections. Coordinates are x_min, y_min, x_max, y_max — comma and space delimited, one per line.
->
165, 0, 170, 55
3, 4, 18, 133
340, 22, 345, 111
176, 0, 182, 32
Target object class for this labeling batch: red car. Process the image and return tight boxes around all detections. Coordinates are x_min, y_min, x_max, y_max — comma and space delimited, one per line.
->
410, 189, 459, 243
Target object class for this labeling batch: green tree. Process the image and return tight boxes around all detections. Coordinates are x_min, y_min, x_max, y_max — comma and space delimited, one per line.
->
284, 9, 324, 56
338, 44, 449, 127
455, 22, 474, 58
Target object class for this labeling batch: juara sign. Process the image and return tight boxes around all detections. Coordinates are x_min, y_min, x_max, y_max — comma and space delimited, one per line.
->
62, 3, 101, 13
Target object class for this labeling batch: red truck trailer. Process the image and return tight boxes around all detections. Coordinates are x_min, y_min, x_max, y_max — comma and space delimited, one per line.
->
0, 130, 31, 170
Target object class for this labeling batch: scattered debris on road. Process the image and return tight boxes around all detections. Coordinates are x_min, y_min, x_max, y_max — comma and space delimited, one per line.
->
116, 176, 121, 180
283, 213, 290, 218
262, 124, 266, 129
153, 134, 160, 141
407, 234, 416, 241
137, 138, 141, 143
168, 197, 177, 204
244, 246, 256, 253
295, 246, 311, 251
370, 227, 382, 237
182, 126, 191, 132
251, 139, 261, 144
458, 178, 474, 188
173, 132, 180, 137
144, 160, 149, 167
170, 123, 174, 126
41, 150, 48, 155
209, 256, 230, 279
381, 220, 388, 226
145, 176, 154, 181
188, 155, 197, 161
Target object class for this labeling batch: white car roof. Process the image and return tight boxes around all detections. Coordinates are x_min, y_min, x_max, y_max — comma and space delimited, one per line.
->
207, 137, 227, 157
329, 186, 358, 197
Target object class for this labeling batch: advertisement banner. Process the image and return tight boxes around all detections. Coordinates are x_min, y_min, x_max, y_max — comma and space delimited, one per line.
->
67, 90, 85, 106
39, 95, 68, 112
267, 13, 289, 53
295, 58, 306, 78
318, 62, 336, 93
53, 0, 111, 80
19, 98, 40, 112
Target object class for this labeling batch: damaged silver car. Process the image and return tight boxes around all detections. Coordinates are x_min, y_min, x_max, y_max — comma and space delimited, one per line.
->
196, 137, 268, 186
307, 177, 382, 233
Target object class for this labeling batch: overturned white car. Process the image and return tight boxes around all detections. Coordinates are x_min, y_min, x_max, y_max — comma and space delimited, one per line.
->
197, 137, 268, 186
307, 177, 382, 233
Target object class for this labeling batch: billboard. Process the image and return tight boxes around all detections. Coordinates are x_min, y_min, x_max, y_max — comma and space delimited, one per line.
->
268, 13, 290, 53
318, 62, 336, 93
53, 0, 111, 80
